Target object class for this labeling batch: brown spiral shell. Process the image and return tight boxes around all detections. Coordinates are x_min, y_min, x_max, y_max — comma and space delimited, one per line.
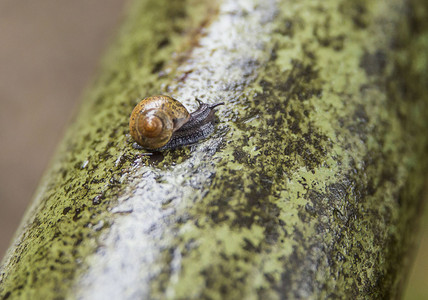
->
129, 95, 190, 150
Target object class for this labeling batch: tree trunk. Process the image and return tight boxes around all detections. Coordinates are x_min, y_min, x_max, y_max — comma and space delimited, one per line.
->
1, 0, 428, 299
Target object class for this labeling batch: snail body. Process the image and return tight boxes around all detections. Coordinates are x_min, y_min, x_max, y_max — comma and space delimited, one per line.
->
129, 95, 223, 150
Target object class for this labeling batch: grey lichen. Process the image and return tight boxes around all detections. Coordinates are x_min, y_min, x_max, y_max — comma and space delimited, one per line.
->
1, 0, 428, 299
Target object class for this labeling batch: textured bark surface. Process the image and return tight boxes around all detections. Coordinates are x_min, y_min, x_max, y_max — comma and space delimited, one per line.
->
1, 0, 428, 299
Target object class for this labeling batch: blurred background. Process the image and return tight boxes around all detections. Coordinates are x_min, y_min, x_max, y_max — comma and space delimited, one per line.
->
0, 0, 127, 260
0, 1, 426, 298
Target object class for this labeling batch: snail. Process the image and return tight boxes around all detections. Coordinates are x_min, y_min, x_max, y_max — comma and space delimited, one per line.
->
129, 95, 223, 150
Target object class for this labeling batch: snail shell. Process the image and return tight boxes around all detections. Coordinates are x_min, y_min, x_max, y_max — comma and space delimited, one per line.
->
129, 95, 223, 150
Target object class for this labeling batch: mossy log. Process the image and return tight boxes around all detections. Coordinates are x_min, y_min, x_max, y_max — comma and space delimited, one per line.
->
1, 0, 428, 299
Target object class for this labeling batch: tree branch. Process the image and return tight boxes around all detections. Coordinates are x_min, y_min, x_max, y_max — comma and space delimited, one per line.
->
1, 0, 428, 298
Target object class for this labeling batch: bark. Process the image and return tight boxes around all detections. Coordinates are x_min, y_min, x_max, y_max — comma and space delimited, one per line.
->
1, 0, 428, 299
